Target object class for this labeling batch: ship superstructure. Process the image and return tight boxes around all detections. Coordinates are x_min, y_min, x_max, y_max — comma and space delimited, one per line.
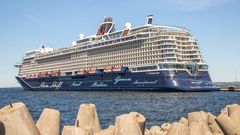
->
15, 15, 219, 91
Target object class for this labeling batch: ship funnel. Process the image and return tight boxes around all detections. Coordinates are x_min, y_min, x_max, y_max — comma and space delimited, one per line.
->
146, 15, 153, 25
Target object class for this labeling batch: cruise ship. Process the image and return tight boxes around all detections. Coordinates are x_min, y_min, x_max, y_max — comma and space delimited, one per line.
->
14, 15, 220, 91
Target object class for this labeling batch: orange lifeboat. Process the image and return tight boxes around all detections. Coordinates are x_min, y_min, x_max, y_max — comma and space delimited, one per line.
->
113, 66, 121, 72
104, 67, 112, 72
77, 69, 85, 74
88, 68, 96, 73
51, 70, 60, 76
38, 72, 47, 78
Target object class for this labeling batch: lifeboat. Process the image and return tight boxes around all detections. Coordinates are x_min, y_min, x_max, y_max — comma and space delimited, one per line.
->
113, 66, 121, 72
51, 70, 61, 76
38, 72, 47, 78
33, 74, 38, 78
104, 67, 112, 72
77, 69, 86, 75
88, 68, 97, 73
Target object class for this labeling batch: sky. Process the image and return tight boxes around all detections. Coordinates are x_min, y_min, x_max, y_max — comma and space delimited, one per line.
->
0, 0, 240, 87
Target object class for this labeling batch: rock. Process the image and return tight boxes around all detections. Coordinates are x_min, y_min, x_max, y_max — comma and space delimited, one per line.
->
114, 113, 143, 135
75, 103, 101, 133
130, 112, 146, 134
61, 125, 93, 135
216, 114, 240, 135
94, 125, 114, 135
36, 108, 60, 135
207, 113, 223, 134
0, 102, 40, 135
178, 117, 188, 127
167, 122, 189, 135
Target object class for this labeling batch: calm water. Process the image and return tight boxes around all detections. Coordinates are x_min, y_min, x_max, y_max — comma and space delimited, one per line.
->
0, 88, 240, 129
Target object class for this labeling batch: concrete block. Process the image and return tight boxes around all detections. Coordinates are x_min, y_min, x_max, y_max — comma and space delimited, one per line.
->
75, 103, 101, 133
216, 114, 240, 135
130, 112, 146, 134
114, 113, 142, 135
188, 111, 211, 133
228, 105, 240, 125
167, 122, 189, 135
61, 125, 93, 135
178, 117, 188, 127
189, 122, 205, 135
207, 113, 223, 134
36, 108, 60, 135
144, 128, 152, 135
150, 126, 165, 135
0, 102, 40, 135
227, 104, 239, 116
161, 123, 171, 132
94, 125, 114, 135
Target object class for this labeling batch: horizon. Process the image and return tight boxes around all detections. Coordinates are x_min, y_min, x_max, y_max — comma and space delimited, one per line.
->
0, 0, 240, 87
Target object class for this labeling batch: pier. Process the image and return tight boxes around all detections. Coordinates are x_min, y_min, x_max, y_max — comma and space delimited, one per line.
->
1, 102, 240, 135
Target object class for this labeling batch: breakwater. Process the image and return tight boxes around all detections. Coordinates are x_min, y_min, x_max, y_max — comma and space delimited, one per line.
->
1, 102, 240, 135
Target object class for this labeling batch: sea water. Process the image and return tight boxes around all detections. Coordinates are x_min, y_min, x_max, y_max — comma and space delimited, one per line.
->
0, 88, 240, 129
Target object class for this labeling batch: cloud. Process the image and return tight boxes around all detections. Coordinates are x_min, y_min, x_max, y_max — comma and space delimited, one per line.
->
168, 0, 230, 11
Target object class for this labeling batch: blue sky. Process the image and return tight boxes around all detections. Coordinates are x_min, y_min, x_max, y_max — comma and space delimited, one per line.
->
0, 0, 240, 87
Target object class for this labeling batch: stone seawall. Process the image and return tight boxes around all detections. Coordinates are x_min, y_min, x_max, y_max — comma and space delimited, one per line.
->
0, 102, 240, 135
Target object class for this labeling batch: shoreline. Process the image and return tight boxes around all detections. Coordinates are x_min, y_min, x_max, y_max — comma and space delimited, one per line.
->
1, 102, 240, 135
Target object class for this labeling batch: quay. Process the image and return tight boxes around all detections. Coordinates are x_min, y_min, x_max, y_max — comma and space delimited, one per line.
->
1, 102, 240, 135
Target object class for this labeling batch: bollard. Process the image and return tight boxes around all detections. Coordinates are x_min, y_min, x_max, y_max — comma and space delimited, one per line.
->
61, 125, 93, 135
207, 113, 223, 134
167, 122, 189, 135
75, 103, 101, 133
130, 112, 146, 134
114, 113, 142, 135
95, 125, 114, 135
178, 117, 188, 126
216, 114, 240, 135
36, 108, 60, 135
0, 102, 40, 135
